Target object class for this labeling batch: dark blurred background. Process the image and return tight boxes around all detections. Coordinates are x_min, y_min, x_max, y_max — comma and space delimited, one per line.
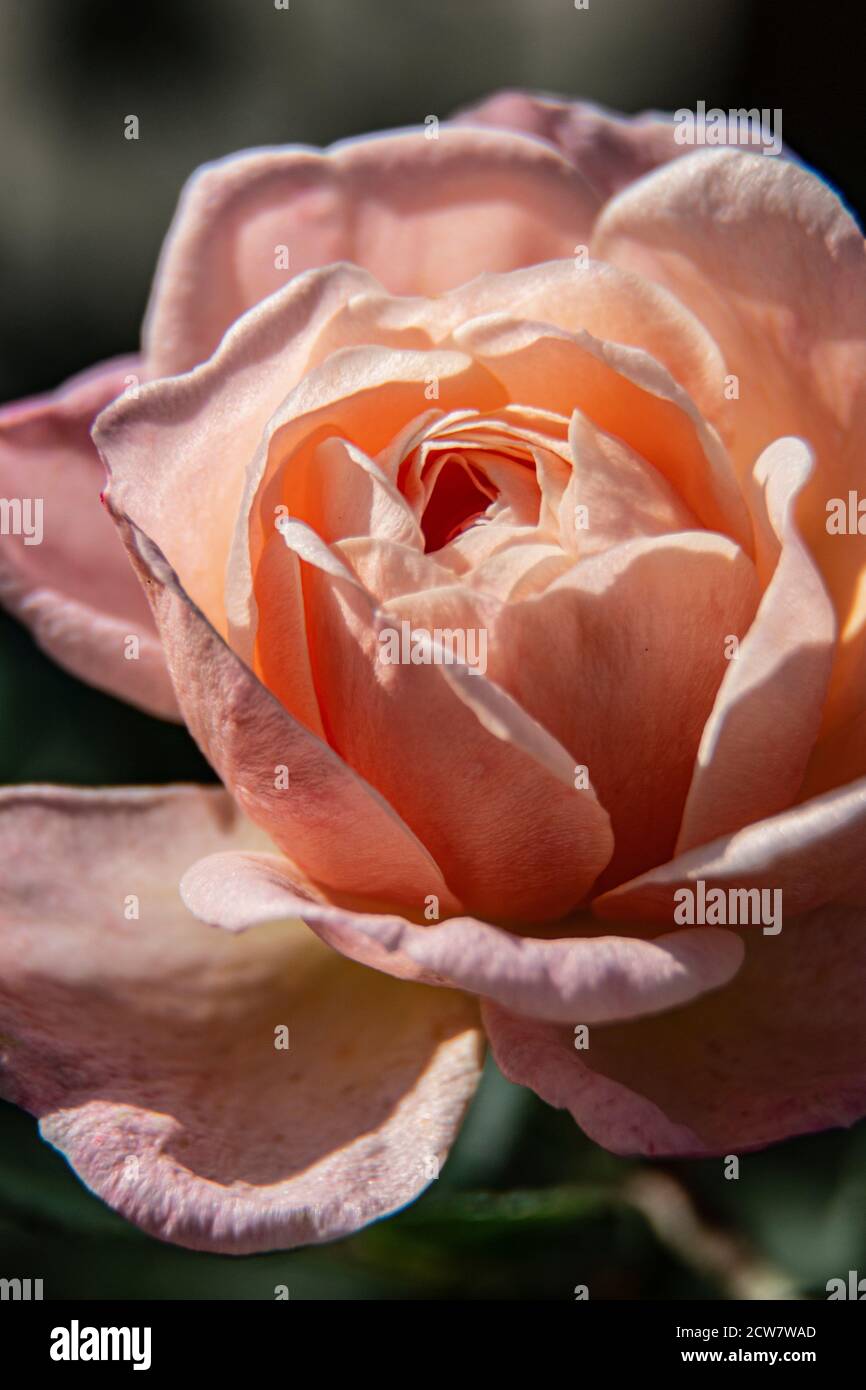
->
1, 0, 865, 1299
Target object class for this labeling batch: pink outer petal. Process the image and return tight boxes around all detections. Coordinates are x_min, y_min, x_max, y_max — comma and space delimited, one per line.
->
108, 512, 460, 916
0, 784, 483, 1254
180, 849, 745, 1027
0, 359, 179, 720
594, 775, 866, 925
142, 126, 601, 377
452, 91, 702, 202
676, 438, 836, 852
484, 901, 866, 1156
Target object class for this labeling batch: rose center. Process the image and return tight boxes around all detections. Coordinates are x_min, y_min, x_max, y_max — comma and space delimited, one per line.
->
419, 454, 499, 553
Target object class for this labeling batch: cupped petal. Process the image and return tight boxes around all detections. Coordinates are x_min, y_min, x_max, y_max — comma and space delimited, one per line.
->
676, 437, 837, 852
108, 510, 460, 916
484, 901, 866, 1155
593, 148, 866, 481
561, 408, 699, 554
143, 126, 601, 377
239, 347, 507, 661
253, 435, 423, 723
0, 784, 483, 1253
453, 314, 753, 554
181, 848, 744, 1026
593, 148, 866, 739
273, 523, 615, 922
436, 258, 729, 431
96, 264, 390, 642
595, 774, 866, 924
391, 532, 759, 889
0, 358, 178, 719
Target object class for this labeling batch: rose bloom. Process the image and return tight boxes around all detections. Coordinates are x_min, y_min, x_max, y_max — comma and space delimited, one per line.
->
0, 92, 864, 1254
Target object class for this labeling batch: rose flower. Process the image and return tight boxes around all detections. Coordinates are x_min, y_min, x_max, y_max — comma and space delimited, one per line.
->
0, 93, 864, 1253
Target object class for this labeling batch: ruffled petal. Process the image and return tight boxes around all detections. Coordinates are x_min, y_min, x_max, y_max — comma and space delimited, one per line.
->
143, 126, 600, 376
181, 847, 744, 1026
452, 91, 691, 201
0, 785, 482, 1253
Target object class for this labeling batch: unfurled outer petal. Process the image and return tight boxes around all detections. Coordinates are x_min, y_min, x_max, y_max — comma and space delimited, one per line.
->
0, 785, 483, 1254
452, 91, 693, 201
181, 848, 745, 1026
0, 359, 179, 720
107, 512, 460, 916
676, 438, 836, 852
143, 126, 601, 377
484, 902, 866, 1155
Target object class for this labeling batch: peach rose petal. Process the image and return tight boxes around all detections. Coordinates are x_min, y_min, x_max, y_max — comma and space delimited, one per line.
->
462, 539, 574, 602
593, 148, 866, 739
394, 532, 759, 889
595, 774, 866, 924
676, 438, 837, 852
484, 901, 866, 1155
109, 511, 460, 916
252, 436, 422, 727
142, 126, 601, 376
292, 436, 423, 549
238, 347, 506, 660
0, 784, 483, 1254
245, 349, 493, 730
561, 409, 699, 554
180, 848, 745, 1026
800, 706, 866, 800
273, 523, 614, 921
96, 264, 389, 641
593, 148, 866, 482
453, 315, 754, 555
0, 358, 178, 720
436, 258, 729, 430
